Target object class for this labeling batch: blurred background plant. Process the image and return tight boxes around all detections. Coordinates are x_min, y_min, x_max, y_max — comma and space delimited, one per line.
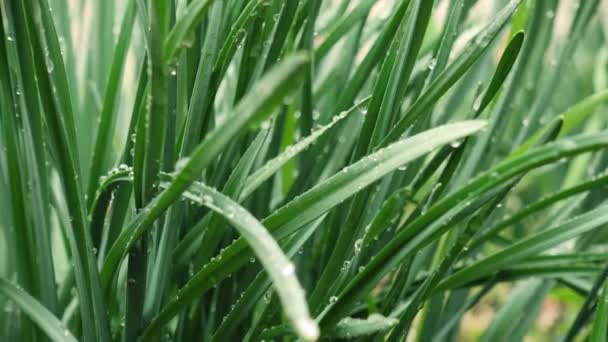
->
1, 0, 608, 341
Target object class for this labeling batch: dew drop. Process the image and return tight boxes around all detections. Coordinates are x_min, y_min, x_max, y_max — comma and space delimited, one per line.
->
450, 140, 462, 148
281, 262, 295, 276
46, 58, 54, 73
354, 239, 363, 253
176, 157, 189, 170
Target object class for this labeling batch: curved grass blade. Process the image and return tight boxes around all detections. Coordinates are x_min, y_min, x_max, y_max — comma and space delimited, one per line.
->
558, 89, 608, 137
510, 89, 608, 161
431, 280, 497, 342
239, 98, 370, 200
86, 0, 136, 205
319, 132, 608, 328
152, 181, 319, 341
437, 205, 608, 292
172, 129, 269, 269
255, 0, 300, 75
433, 0, 468, 73
142, 120, 487, 337
512, 0, 600, 146
507, 116, 564, 161
88, 168, 133, 244
479, 253, 608, 281
211, 217, 324, 342
213, 0, 267, 83
470, 173, 608, 250
0, 278, 78, 342
100, 53, 309, 291
386, 193, 505, 342
122, 1, 169, 337
0, 13, 40, 338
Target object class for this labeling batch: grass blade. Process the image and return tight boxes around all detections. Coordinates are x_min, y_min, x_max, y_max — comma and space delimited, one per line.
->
100, 53, 310, 291
320, 132, 608, 328
150, 180, 319, 341
330, 314, 397, 339
437, 205, 608, 291
0, 278, 78, 342
380, 0, 521, 146
591, 283, 608, 342
143, 120, 487, 335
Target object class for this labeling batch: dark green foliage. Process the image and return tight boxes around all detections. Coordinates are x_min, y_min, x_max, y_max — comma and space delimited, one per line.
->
0, 0, 607, 341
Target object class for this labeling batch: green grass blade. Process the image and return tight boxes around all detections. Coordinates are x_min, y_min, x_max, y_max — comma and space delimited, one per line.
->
470, 173, 608, 250
380, 0, 520, 146
149, 181, 319, 341
172, 129, 269, 269
140, 0, 169, 204
86, 0, 137, 205
2, 0, 59, 314
240, 98, 369, 200
473, 31, 525, 115
591, 284, 608, 342
319, 132, 608, 328
163, 0, 215, 66
177, 0, 224, 157
558, 89, 608, 137
143, 120, 487, 335
29, 0, 111, 339
479, 280, 549, 342
211, 217, 323, 342
0, 278, 78, 342
2, 0, 607, 340
328, 0, 412, 121
437, 205, 608, 291
564, 263, 608, 341
100, 53, 309, 291
330, 314, 398, 339
314, 0, 376, 60
368, 0, 435, 150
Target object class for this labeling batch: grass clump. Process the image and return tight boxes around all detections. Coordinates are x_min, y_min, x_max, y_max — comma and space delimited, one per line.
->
1, 0, 608, 341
